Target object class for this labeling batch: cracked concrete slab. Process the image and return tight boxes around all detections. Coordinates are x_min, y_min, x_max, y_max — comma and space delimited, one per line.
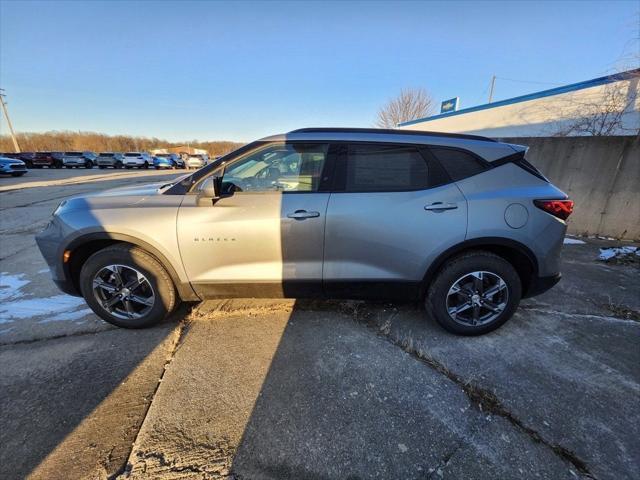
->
120, 302, 582, 480
0, 322, 181, 479
344, 239, 640, 480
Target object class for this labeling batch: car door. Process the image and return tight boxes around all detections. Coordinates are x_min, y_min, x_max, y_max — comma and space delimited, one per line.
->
323, 142, 468, 299
177, 142, 332, 298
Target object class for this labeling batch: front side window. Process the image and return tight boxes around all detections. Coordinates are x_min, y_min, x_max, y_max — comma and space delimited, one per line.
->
221, 143, 328, 193
339, 144, 429, 192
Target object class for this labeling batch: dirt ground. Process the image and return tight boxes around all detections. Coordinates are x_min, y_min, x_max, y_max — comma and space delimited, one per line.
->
1, 169, 638, 480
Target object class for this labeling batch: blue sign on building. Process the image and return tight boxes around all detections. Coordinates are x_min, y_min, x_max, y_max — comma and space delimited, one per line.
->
440, 97, 459, 114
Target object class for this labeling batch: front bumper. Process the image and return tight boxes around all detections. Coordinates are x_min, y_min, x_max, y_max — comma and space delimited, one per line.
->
35, 218, 81, 296
1, 164, 27, 173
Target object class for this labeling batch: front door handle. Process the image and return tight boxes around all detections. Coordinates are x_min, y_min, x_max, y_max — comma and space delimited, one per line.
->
424, 202, 458, 211
287, 210, 320, 219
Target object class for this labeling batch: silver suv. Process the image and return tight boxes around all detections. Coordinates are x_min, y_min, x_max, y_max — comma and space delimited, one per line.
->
36, 128, 573, 335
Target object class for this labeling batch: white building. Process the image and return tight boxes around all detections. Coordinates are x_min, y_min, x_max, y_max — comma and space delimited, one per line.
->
399, 69, 640, 137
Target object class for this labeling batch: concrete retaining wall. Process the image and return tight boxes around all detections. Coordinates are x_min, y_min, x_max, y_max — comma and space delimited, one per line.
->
498, 136, 640, 240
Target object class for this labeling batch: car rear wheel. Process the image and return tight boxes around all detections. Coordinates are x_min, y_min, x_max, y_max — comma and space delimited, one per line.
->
80, 244, 177, 328
143, 162, 149, 169
115, 161, 123, 169
11, 172, 25, 177
85, 161, 93, 169
425, 251, 521, 335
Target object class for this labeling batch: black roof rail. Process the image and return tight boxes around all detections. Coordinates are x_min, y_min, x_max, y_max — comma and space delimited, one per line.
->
289, 127, 497, 143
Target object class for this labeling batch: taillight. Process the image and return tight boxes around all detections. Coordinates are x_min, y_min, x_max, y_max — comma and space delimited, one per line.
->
534, 199, 574, 220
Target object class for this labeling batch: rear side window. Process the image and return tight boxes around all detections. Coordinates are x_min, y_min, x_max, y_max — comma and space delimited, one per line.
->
429, 147, 487, 181
338, 144, 429, 192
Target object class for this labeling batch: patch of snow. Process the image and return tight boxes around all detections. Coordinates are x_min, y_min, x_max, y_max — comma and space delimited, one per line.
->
38, 268, 50, 274
38, 308, 93, 323
563, 237, 586, 245
0, 272, 31, 301
598, 246, 639, 261
0, 295, 86, 323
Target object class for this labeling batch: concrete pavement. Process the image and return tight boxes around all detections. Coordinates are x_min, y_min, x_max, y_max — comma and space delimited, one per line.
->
1, 170, 638, 479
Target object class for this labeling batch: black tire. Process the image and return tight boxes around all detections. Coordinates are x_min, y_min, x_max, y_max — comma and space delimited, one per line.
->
66, 166, 73, 169
143, 162, 149, 169
80, 244, 177, 328
99, 165, 106, 169
54, 161, 63, 169
115, 161, 123, 169
35, 165, 43, 169
11, 172, 25, 177
125, 166, 132, 169
85, 161, 93, 169
425, 251, 522, 335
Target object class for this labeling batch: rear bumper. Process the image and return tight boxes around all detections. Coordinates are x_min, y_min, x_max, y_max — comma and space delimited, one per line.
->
524, 273, 561, 298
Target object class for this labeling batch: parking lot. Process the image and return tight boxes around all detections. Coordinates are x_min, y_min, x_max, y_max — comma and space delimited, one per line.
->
0, 170, 638, 480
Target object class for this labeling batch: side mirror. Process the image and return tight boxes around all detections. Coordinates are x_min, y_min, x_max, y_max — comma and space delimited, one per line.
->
200, 176, 220, 199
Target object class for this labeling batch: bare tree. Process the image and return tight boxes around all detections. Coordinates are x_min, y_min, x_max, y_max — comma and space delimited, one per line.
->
551, 70, 639, 137
376, 88, 435, 128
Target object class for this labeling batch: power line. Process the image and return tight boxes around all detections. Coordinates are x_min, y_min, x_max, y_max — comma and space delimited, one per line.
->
494, 76, 564, 86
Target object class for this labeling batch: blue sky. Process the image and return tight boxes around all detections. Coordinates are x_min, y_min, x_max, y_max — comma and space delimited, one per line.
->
0, 0, 638, 142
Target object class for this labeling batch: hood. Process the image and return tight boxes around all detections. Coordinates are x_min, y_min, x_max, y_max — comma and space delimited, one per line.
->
54, 181, 181, 216
88, 181, 170, 197
0, 157, 24, 165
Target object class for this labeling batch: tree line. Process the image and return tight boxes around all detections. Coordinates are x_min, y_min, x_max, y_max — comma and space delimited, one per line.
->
0, 130, 245, 156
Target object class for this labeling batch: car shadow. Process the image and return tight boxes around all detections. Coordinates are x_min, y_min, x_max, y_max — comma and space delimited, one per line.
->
0, 305, 189, 479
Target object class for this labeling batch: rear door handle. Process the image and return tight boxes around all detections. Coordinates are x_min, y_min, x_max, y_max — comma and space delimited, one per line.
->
287, 210, 320, 219
424, 202, 458, 211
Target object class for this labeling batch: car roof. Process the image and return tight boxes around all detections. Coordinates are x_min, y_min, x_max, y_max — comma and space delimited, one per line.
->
257, 127, 518, 161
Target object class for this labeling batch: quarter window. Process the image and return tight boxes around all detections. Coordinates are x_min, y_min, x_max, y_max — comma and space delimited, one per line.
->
340, 144, 429, 192
429, 147, 487, 181
222, 143, 328, 193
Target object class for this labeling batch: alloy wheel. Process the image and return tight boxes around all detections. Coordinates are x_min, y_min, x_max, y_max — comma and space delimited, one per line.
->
92, 264, 155, 320
446, 271, 508, 326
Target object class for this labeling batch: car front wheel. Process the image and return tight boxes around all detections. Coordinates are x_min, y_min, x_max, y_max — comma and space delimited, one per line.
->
79, 244, 177, 328
425, 251, 521, 335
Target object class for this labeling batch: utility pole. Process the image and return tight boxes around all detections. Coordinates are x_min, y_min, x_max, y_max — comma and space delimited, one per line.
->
488, 75, 496, 103
0, 89, 21, 153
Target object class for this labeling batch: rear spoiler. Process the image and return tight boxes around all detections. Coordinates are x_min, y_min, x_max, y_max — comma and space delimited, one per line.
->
491, 145, 548, 182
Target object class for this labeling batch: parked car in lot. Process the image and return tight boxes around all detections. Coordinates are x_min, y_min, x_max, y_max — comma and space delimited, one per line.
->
31, 152, 55, 168
61, 151, 96, 169
123, 152, 153, 169
0, 156, 28, 176
185, 153, 208, 169
36, 128, 572, 335
16, 152, 36, 167
96, 152, 125, 169
153, 153, 184, 169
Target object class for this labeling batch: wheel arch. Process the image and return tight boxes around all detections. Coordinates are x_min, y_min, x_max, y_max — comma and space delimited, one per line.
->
64, 232, 199, 301
422, 237, 539, 297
